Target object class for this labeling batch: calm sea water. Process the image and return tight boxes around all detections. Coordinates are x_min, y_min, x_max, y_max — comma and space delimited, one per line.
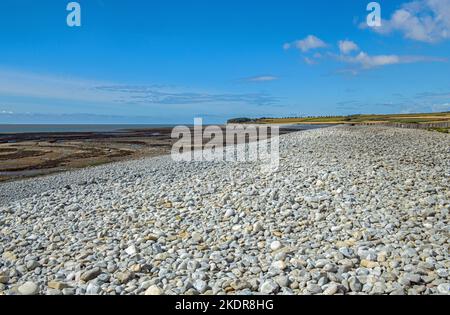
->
0, 124, 331, 134
0, 124, 180, 134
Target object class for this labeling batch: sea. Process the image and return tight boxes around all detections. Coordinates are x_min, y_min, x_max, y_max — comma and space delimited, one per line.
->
0, 124, 180, 134
0, 124, 331, 134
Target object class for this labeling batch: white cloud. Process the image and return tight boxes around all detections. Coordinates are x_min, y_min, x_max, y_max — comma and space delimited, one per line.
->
341, 52, 400, 68
370, 0, 450, 43
284, 35, 327, 52
338, 40, 359, 54
245, 75, 279, 82
303, 57, 317, 65
0, 110, 14, 114
338, 51, 445, 69
283, 32, 445, 72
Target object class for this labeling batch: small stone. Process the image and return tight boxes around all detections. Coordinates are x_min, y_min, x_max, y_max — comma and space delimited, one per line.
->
97, 273, 110, 283
62, 288, 75, 295
86, 282, 101, 295
26, 260, 40, 271
274, 276, 290, 288
230, 279, 250, 291
145, 234, 158, 241
107, 263, 117, 273
116, 271, 134, 284
260, 280, 279, 294
17, 265, 27, 274
271, 261, 287, 270
339, 247, 353, 258
314, 259, 329, 268
360, 260, 379, 269
405, 273, 421, 284
187, 260, 200, 271
323, 283, 338, 295
46, 288, 62, 295
323, 263, 337, 273
224, 209, 235, 218
125, 245, 137, 256
421, 275, 436, 284
81, 268, 101, 282
191, 232, 203, 243
140, 280, 153, 290
0, 273, 9, 284
390, 288, 405, 295
18, 281, 39, 295
253, 222, 264, 233
437, 283, 449, 295
306, 283, 322, 294
270, 241, 282, 251
2, 251, 17, 262
48, 280, 68, 290
145, 285, 163, 295
423, 223, 433, 229
436, 269, 448, 278
130, 264, 141, 273
371, 282, 387, 294
349, 277, 362, 292
377, 252, 388, 262
193, 279, 208, 294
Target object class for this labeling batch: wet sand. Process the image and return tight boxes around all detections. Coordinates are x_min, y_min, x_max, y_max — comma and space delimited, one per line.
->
0, 126, 294, 182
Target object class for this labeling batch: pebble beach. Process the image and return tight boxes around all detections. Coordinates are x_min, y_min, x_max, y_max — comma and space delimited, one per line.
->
0, 125, 449, 295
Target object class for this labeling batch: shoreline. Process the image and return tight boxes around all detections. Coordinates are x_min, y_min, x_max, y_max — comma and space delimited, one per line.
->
0, 127, 176, 182
0, 125, 305, 204
0, 125, 302, 183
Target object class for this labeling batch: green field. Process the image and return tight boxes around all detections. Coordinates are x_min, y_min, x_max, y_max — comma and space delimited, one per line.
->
228, 112, 450, 126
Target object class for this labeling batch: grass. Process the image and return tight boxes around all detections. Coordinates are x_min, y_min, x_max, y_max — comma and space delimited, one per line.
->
427, 127, 450, 134
243, 112, 450, 125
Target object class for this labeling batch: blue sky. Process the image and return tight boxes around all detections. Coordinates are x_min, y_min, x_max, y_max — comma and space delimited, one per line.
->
1, 0, 450, 124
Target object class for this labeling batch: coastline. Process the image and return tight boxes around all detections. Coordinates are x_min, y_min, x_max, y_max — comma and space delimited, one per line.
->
0, 127, 177, 182
0, 125, 301, 183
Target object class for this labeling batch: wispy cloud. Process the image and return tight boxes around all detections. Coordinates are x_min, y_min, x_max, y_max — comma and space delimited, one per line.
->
0, 112, 171, 124
96, 85, 280, 106
364, 0, 450, 43
335, 93, 450, 114
243, 75, 279, 82
431, 103, 450, 112
0, 68, 113, 103
413, 91, 450, 112
303, 57, 317, 65
415, 91, 450, 99
284, 35, 327, 52
337, 51, 445, 69
338, 40, 359, 54
0, 69, 281, 107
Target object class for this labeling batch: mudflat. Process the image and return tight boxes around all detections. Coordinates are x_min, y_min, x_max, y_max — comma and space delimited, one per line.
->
0, 126, 294, 182
0, 128, 176, 182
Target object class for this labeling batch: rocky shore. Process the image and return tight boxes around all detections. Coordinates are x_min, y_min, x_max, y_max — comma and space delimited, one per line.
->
0, 126, 449, 295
